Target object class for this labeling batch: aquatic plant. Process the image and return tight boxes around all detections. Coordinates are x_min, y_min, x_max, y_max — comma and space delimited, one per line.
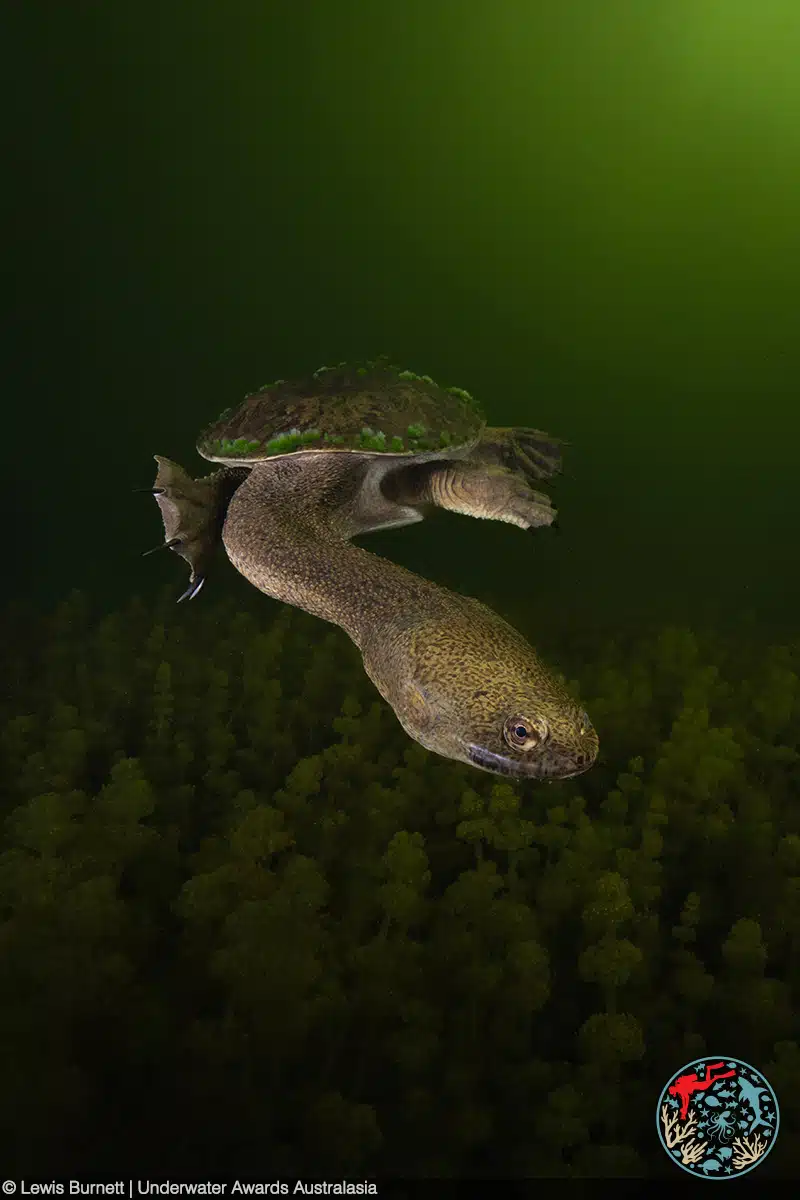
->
358, 427, 388, 451
1, 592, 798, 1178
261, 428, 323, 456
446, 385, 474, 403
207, 436, 262, 456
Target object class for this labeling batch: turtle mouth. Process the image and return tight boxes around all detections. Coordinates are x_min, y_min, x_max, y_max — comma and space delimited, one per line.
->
465, 742, 594, 781
466, 744, 525, 777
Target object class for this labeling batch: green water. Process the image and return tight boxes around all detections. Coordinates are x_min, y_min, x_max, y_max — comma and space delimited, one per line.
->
4, 1, 798, 628
2, 1, 799, 1180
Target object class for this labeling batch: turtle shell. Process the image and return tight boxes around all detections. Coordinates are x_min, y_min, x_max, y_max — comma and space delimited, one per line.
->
197, 359, 485, 464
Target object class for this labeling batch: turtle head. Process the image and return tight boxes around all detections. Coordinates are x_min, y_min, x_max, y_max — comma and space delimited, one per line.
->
363, 599, 598, 781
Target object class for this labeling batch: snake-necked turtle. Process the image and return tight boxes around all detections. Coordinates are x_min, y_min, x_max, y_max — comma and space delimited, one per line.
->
147, 359, 598, 780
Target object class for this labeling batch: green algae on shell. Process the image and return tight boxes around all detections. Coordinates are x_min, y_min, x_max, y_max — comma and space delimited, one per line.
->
197, 359, 485, 463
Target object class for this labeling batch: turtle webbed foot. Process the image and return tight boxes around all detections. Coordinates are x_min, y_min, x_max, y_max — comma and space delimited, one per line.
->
494, 468, 557, 529
144, 456, 233, 600
475, 427, 564, 482
388, 458, 557, 531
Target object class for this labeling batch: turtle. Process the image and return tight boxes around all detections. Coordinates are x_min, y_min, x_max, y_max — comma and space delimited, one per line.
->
146, 358, 598, 780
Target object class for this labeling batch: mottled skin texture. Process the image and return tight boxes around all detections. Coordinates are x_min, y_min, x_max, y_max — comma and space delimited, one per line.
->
152, 444, 599, 780
154, 427, 560, 585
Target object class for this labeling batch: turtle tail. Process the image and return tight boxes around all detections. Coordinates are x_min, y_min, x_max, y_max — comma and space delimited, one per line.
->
143, 456, 245, 600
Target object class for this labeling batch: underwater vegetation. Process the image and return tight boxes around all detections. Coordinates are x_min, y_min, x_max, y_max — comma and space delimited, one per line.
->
0, 591, 798, 1178
205, 423, 462, 458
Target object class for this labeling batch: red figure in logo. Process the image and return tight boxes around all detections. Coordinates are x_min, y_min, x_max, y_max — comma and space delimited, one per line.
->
668, 1062, 737, 1121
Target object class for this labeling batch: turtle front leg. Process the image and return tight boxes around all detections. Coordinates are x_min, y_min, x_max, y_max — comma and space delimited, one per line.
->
382, 459, 556, 531
471, 426, 564, 483
144, 456, 245, 600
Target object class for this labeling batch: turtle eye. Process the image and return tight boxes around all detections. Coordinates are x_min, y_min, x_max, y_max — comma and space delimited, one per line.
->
579, 710, 591, 733
503, 715, 549, 751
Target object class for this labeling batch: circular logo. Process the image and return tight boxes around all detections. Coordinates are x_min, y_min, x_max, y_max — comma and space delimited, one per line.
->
657, 1057, 779, 1177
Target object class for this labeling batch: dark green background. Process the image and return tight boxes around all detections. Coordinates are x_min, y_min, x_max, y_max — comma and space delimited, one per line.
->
4, 1, 798, 630
2, 4, 799, 1180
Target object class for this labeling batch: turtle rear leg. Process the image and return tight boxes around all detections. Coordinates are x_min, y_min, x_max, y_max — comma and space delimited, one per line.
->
471, 426, 564, 482
382, 459, 556, 531
146, 456, 245, 600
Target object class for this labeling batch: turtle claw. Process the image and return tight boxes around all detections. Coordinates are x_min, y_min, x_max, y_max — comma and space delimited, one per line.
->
142, 537, 182, 555
531, 513, 559, 534
177, 576, 205, 602
505, 479, 557, 530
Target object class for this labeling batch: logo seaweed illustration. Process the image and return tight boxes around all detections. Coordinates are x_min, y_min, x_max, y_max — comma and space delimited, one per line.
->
657, 1057, 779, 1178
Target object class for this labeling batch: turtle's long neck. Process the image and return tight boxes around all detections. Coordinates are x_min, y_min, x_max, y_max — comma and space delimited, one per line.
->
222, 455, 454, 649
